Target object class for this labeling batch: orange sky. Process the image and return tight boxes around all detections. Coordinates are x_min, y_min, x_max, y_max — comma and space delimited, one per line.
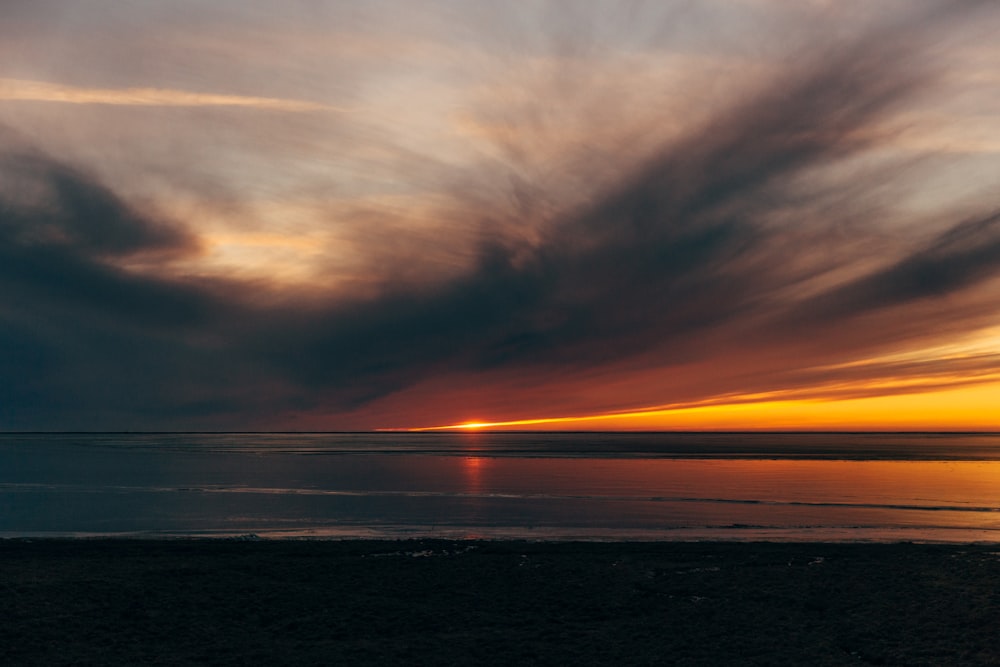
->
412, 380, 1000, 431
1, 1, 998, 431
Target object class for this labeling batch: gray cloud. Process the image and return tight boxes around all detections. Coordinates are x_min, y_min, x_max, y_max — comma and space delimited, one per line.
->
1, 1, 998, 429
800, 213, 1000, 321
0, 139, 209, 328
257, 4, 981, 399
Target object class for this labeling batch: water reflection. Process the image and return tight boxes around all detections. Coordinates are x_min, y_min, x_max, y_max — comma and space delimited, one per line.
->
461, 456, 486, 496
3, 435, 1000, 541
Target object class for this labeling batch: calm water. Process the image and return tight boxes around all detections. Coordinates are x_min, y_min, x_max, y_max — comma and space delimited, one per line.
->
3, 432, 1000, 542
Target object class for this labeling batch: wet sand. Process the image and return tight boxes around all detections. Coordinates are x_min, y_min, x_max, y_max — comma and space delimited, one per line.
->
3, 539, 1000, 665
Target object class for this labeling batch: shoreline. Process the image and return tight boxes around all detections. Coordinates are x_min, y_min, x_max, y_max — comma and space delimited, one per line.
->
6, 525, 1000, 544
5, 539, 1000, 665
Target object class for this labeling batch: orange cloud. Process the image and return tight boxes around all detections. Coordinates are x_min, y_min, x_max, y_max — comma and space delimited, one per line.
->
0, 78, 350, 112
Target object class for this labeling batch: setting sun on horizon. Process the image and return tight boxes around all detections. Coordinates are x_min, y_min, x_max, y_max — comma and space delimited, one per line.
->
411, 379, 1000, 432
8, 5, 1000, 665
1, 1, 999, 432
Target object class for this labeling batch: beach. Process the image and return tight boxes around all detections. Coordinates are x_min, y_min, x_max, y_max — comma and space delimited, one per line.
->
4, 538, 1000, 666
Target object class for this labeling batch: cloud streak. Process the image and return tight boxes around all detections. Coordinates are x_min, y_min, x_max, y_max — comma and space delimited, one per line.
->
0, 78, 348, 112
1, 1, 998, 430
272, 5, 990, 387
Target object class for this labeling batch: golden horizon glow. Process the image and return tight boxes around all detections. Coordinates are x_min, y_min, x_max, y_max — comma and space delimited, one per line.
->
3, 3, 999, 432
407, 379, 1000, 432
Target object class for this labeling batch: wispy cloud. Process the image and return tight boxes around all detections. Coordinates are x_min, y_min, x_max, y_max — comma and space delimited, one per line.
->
0, 78, 348, 112
0, 1, 998, 430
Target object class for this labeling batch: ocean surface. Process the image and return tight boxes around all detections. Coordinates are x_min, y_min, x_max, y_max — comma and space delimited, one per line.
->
3, 432, 1000, 542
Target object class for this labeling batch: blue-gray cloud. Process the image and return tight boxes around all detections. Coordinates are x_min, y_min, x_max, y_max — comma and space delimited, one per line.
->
1, 1, 998, 429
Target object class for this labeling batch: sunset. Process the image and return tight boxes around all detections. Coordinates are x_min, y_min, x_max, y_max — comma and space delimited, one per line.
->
2, 0, 998, 431
3, 2, 1000, 664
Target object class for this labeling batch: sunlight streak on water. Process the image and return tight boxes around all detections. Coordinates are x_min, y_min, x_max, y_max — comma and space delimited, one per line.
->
2, 433, 1000, 541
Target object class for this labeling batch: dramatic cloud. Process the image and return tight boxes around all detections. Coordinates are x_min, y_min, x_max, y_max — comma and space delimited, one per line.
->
801, 212, 1000, 320
0, 135, 205, 321
0, 1, 998, 430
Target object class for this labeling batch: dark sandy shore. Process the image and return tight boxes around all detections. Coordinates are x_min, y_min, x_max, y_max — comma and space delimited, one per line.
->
3, 539, 1000, 666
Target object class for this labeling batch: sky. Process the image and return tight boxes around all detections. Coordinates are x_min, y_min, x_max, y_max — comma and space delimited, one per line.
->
1, 0, 999, 432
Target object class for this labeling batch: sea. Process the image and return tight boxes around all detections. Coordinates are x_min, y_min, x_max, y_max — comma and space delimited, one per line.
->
3, 432, 1000, 542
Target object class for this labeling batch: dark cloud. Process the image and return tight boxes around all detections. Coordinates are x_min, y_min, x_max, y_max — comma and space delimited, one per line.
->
2, 2, 999, 429
0, 136, 241, 428
3, 156, 192, 257
799, 213, 1000, 321
257, 4, 976, 402
0, 140, 211, 328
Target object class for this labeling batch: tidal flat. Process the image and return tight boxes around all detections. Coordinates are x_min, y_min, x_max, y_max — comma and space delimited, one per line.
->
3, 539, 1000, 665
